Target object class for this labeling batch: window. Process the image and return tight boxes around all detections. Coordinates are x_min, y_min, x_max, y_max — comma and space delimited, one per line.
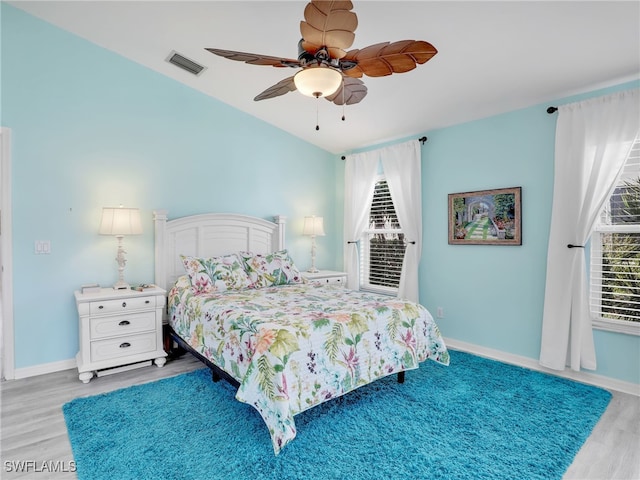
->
359, 177, 406, 294
590, 139, 640, 335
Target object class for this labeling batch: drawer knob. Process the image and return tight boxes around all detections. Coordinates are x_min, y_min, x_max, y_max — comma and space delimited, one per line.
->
119, 342, 131, 349
145, 300, 150, 304
98, 305, 104, 309
122, 301, 127, 308
118, 320, 130, 326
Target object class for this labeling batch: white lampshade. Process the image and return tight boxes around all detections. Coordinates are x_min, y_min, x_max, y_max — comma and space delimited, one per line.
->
294, 66, 342, 98
99, 207, 142, 236
303, 216, 326, 236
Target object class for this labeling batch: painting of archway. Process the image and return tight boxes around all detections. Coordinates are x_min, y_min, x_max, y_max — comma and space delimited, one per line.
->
448, 187, 521, 245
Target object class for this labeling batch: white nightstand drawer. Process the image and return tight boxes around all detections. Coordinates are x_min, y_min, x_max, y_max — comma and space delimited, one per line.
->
303, 270, 348, 286
90, 311, 156, 340
315, 276, 345, 285
90, 332, 158, 362
89, 295, 156, 315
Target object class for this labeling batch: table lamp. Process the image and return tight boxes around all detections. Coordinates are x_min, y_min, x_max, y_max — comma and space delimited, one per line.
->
99, 206, 142, 290
303, 215, 325, 273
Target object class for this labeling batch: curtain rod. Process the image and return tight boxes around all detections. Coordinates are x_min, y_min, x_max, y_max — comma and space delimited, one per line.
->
340, 136, 427, 160
547, 106, 558, 114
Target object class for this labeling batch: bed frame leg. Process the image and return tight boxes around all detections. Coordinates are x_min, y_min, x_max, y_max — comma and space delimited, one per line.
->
212, 370, 221, 382
397, 371, 405, 384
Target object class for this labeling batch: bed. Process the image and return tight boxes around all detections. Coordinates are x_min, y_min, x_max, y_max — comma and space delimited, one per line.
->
154, 211, 449, 454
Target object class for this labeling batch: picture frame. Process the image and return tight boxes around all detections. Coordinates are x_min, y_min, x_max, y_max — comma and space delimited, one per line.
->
448, 187, 522, 245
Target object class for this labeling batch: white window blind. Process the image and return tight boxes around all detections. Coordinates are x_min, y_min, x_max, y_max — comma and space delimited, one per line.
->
360, 178, 406, 294
590, 138, 640, 334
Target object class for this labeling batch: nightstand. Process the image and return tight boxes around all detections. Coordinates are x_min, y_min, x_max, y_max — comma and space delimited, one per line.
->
74, 286, 168, 383
302, 270, 348, 286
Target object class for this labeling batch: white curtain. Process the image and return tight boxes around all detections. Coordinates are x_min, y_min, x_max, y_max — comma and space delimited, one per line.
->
540, 89, 640, 372
343, 151, 378, 290
381, 140, 422, 302
343, 140, 423, 300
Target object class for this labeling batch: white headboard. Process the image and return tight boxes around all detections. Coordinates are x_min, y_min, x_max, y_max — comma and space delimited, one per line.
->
153, 211, 286, 292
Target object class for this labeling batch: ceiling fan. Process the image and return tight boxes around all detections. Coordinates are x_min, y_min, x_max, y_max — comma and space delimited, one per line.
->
205, 0, 438, 107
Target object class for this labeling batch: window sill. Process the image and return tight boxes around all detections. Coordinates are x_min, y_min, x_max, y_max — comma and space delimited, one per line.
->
592, 317, 640, 336
360, 286, 397, 297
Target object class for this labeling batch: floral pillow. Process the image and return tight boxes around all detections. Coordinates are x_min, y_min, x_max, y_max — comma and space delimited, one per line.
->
238, 249, 302, 288
181, 254, 252, 294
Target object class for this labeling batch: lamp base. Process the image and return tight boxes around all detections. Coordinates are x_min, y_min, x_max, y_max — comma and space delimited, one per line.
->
112, 236, 131, 290
113, 280, 130, 290
307, 267, 319, 273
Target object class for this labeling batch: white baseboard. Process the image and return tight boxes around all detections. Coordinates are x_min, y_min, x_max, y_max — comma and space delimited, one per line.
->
13, 358, 76, 380
8, 340, 640, 396
445, 338, 640, 397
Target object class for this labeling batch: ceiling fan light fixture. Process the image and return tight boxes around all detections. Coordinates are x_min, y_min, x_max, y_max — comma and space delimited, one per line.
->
294, 65, 342, 98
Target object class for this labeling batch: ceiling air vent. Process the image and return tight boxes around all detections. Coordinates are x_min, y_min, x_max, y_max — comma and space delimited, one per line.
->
166, 51, 206, 76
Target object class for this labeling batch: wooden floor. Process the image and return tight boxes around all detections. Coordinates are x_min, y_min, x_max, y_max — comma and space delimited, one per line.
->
1, 355, 638, 479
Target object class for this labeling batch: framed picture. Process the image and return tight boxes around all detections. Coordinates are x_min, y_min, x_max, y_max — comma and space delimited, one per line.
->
448, 187, 522, 245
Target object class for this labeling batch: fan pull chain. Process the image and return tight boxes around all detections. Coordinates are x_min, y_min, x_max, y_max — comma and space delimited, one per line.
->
315, 96, 320, 131
341, 77, 346, 121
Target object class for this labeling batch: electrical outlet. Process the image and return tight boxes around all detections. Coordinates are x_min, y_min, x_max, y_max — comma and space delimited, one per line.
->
436, 307, 444, 319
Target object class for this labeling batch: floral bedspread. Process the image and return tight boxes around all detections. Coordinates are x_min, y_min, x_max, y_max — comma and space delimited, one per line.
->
169, 277, 449, 454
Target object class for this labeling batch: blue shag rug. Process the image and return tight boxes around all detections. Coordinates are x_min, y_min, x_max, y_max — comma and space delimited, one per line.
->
63, 351, 611, 480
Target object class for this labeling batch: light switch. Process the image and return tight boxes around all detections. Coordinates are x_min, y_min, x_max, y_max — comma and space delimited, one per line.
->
35, 240, 51, 254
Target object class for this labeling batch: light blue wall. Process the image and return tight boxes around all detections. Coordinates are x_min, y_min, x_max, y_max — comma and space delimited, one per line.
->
420, 81, 640, 385
337, 80, 640, 385
1, 4, 339, 369
3, 4, 638, 386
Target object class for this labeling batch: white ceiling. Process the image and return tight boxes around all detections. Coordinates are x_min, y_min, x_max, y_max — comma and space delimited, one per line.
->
9, 1, 640, 154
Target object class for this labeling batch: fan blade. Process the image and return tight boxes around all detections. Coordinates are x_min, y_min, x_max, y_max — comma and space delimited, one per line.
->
254, 76, 297, 101
205, 48, 301, 68
342, 40, 437, 78
325, 77, 367, 105
300, 1, 358, 59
